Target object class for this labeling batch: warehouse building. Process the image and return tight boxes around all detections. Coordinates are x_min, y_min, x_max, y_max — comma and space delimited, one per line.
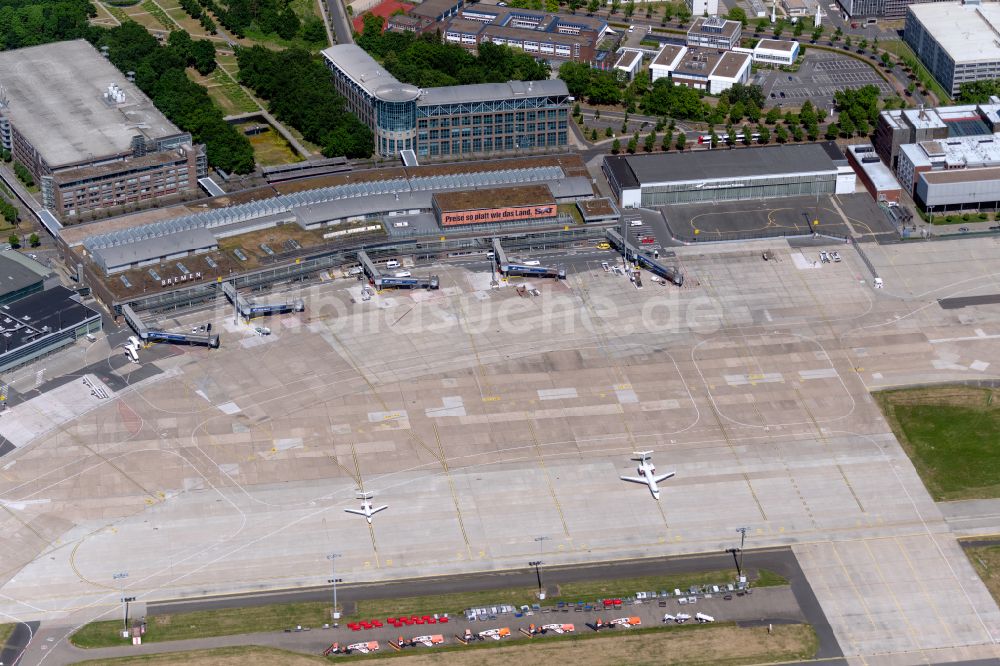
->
0, 40, 205, 221
0, 285, 101, 373
904, 2, 1000, 97
603, 142, 854, 208
322, 44, 569, 158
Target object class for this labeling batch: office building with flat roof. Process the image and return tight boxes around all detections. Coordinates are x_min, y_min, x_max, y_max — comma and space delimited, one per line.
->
752, 39, 800, 66
603, 142, 852, 207
439, 6, 609, 64
905, 1, 1000, 97
874, 102, 1000, 169
322, 44, 569, 158
0, 40, 205, 221
686, 17, 741, 50
649, 43, 751, 94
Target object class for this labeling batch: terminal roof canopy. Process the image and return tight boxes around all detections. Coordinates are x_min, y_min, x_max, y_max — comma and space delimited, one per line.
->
0, 40, 182, 169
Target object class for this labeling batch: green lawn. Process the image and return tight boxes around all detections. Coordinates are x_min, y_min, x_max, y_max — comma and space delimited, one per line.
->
876, 387, 1000, 500
71, 569, 787, 648
0, 623, 14, 648
966, 544, 1000, 606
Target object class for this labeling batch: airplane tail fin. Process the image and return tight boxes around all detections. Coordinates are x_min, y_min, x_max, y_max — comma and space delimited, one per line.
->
631, 450, 654, 460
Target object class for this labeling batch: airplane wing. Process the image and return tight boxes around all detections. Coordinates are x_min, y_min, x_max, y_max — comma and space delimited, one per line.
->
652, 472, 675, 483
620, 475, 648, 484
371, 505, 388, 515
344, 508, 368, 517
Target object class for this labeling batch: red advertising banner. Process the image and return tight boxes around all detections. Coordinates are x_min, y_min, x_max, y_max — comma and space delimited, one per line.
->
441, 204, 557, 226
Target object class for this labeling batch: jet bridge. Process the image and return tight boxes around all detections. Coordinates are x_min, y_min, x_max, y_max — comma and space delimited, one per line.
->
222, 281, 304, 320
491, 238, 565, 279
605, 228, 683, 286
121, 304, 220, 348
357, 250, 438, 290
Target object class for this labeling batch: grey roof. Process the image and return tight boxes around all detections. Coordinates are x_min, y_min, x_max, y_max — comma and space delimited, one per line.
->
615, 143, 838, 186
321, 45, 420, 102
847, 145, 900, 191
294, 191, 434, 226
547, 176, 594, 199
96, 227, 217, 271
0, 40, 182, 169
0, 252, 46, 297
420, 78, 568, 106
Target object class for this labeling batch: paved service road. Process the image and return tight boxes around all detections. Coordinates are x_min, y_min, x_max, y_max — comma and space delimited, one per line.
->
324, 0, 353, 44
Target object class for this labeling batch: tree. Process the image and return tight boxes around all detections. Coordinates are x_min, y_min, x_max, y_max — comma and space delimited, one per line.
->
958, 79, 1000, 103
839, 114, 855, 137
811, 25, 824, 42
824, 123, 839, 140
742, 123, 752, 145
765, 106, 782, 124
29, 233, 39, 247
605, 126, 613, 137
844, 36, 852, 49
7, 234, 18, 249
793, 20, 804, 37
757, 124, 770, 144
727, 126, 738, 146
755, 17, 767, 34
625, 0, 635, 17
799, 99, 816, 127
587, 0, 600, 12
612, 138, 621, 154
881, 52, 891, 68
773, 19, 784, 38
676, 3, 691, 24
610, 0, 621, 14
675, 132, 687, 151
858, 38, 868, 52
301, 17, 327, 44
662, 130, 673, 151
573, 102, 581, 116
775, 124, 788, 143
190, 39, 217, 76
726, 6, 747, 26
833, 26, 842, 42
590, 127, 598, 140
644, 130, 656, 152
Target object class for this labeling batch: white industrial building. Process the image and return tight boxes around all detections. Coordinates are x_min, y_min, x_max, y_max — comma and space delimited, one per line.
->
751, 39, 800, 66
613, 50, 643, 81
894, 132, 1000, 209
904, 1, 1000, 97
686, 0, 720, 19
686, 17, 741, 50
649, 43, 752, 95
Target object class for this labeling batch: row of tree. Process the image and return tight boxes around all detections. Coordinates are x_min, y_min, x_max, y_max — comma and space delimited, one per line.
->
357, 15, 549, 88
0, 0, 94, 51
194, 0, 325, 43
178, 0, 218, 35
237, 46, 373, 158
88, 22, 255, 173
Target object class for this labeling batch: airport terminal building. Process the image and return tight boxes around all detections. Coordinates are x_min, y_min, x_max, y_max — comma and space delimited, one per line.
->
603, 143, 854, 208
0, 40, 205, 220
322, 45, 570, 159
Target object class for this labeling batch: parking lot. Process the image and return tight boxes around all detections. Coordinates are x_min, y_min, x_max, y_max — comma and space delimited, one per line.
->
754, 52, 894, 110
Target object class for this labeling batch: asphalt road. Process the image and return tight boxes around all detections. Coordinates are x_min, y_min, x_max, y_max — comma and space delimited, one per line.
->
1, 621, 38, 666
324, 0, 353, 45
147, 547, 843, 660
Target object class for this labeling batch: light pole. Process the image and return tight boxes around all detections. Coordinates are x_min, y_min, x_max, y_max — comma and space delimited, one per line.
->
531, 536, 550, 600
327, 553, 342, 622
737, 526, 748, 579
112, 571, 132, 636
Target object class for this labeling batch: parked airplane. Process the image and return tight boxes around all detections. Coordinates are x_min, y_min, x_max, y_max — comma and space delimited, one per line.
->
344, 491, 388, 524
620, 451, 674, 500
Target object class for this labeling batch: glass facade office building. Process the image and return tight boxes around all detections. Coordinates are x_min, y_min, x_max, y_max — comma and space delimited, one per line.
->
323, 45, 569, 159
